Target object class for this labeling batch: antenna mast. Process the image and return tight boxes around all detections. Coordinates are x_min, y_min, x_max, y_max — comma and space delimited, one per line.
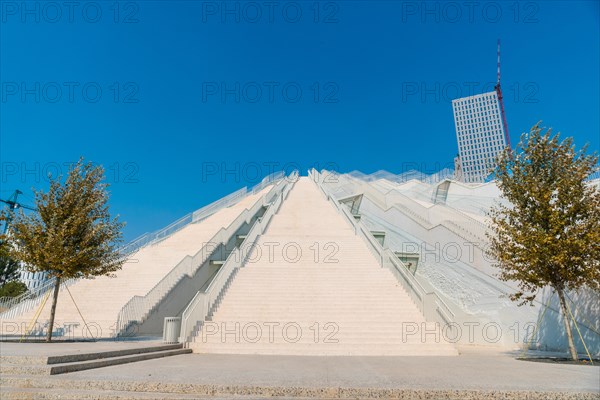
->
497, 39, 501, 85
495, 39, 511, 148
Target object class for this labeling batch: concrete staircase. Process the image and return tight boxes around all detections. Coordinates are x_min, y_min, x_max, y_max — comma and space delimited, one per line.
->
190, 177, 457, 356
1, 189, 270, 339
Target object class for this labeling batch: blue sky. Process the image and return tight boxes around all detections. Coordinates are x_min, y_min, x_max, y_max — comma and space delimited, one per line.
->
1, 0, 599, 241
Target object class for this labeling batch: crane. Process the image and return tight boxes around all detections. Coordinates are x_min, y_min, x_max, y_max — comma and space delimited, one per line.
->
1, 190, 37, 235
494, 39, 512, 149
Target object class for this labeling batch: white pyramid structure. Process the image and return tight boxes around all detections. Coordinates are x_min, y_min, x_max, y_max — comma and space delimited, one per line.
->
189, 178, 457, 356
2, 170, 597, 357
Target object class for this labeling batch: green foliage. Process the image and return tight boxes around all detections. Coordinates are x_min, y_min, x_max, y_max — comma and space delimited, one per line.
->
7, 158, 126, 341
0, 280, 28, 298
489, 123, 600, 360
9, 158, 126, 280
488, 123, 600, 304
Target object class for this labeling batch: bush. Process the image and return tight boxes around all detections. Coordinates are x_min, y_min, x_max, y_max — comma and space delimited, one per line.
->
0, 281, 28, 298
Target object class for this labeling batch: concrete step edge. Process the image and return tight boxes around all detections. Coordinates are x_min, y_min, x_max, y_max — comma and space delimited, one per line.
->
46, 343, 184, 365
0, 348, 192, 376
48, 348, 193, 375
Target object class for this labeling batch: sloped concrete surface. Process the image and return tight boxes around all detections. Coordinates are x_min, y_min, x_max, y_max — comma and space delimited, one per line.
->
1, 352, 598, 398
192, 178, 457, 356
0, 189, 270, 339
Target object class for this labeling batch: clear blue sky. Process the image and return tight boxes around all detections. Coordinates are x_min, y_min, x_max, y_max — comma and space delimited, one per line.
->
1, 0, 599, 241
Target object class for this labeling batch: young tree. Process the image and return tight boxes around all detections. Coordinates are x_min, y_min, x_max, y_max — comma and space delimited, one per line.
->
488, 123, 600, 360
9, 159, 125, 342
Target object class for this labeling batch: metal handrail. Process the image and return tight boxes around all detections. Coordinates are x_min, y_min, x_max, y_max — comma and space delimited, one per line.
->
251, 171, 285, 194
116, 175, 289, 335
120, 187, 249, 256
0, 187, 250, 321
0, 276, 77, 319
345, 169, 455, 185
309, 169, 464, 330
359, 173, 488, 235
324, 171, 489, 247
0, 174, 287, 321
179, 171, 298, 343
328, 170, 488, 230
586, 169, 600, 181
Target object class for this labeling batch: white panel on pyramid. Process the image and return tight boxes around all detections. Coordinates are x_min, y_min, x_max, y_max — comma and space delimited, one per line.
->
320, 169, 599, 356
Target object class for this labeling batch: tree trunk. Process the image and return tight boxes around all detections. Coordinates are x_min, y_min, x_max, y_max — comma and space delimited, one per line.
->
46, 276, 61, 342
556, 288, 578, 361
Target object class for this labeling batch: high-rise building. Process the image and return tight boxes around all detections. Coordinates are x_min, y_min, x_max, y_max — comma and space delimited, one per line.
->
452, 90, 508, 183
452, 40, 511, 184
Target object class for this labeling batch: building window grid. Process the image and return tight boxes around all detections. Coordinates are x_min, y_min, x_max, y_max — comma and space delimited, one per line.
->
453, 91, 507, 183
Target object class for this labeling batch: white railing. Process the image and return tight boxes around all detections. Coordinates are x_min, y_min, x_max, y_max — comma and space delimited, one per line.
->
378, 181, 489, 241
0, 186, 251, 321
323, 170, 489, 247
0, 174, 287, 322
115, 176, 289, 335
587, 170, 600, 181
120, 187, 249, 256
251, 171, 285, 194
180, 171, 298, 343
309, 169, 465, 333
0, 276, 77, 319
346, 169, 455, 185
120, 170, 287, 256
354, 171, 486, 230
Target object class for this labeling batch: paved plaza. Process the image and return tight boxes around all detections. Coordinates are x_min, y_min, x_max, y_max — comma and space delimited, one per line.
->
1, 341, 598, 399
